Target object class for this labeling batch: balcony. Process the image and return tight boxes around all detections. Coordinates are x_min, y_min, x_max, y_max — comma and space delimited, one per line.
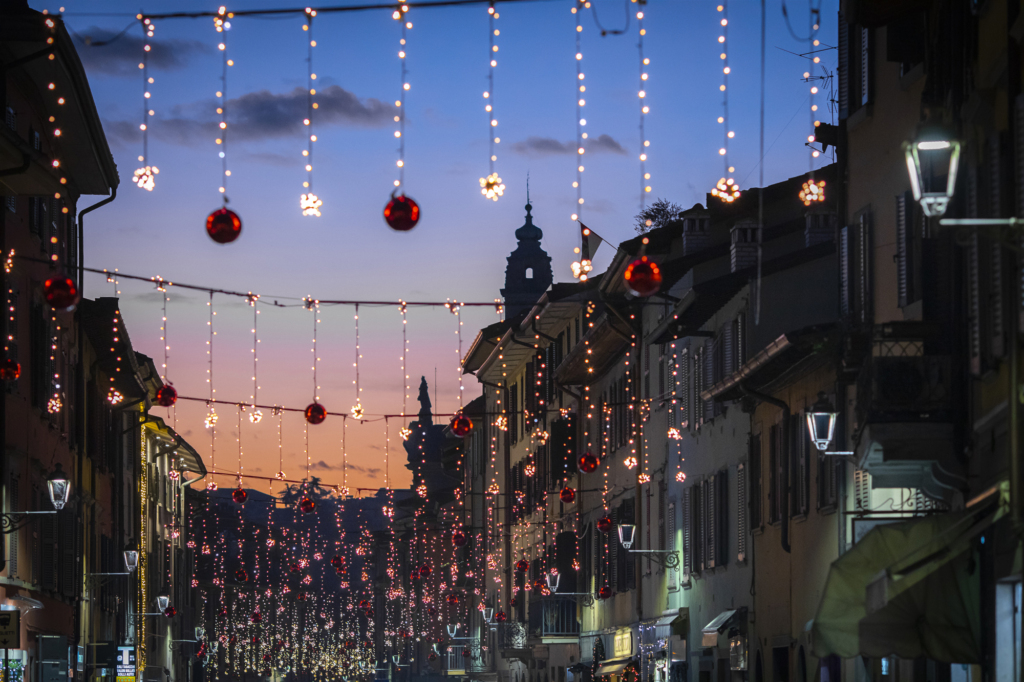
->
528, 597, 580, 643
854, 323, 964, 502
446, 644, 492, 675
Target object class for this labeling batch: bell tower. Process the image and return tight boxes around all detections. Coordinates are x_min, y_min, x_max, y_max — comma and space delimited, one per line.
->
500, 202, 552, 319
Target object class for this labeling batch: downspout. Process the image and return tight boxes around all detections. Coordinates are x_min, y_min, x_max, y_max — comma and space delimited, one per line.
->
739, 383, 791, 553
76, 185, 116, 293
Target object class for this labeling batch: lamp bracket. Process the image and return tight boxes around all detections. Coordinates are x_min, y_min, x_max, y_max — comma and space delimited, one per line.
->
549, 592, 595, 607
1, 511, 57, 534
626, 549, 681, 569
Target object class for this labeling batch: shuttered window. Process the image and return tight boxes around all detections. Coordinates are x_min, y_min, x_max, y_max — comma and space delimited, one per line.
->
680, 348, 690, 429
704, 476, 716, 570
896, 193, 910, 308
736, 464, 747, 563
749, 433, 762, 529
860, 27, 871, 106
987, 135, 1006, 359
715, 471, 729, 568
793, 414, 810, 517
41, 511, 57, 590
854, 469, 871, 511
723, 324, 735, 377
681, 488, 692, 584
703, 338, 715, 421
768, 424, 779, 525
8, 477, 18, 577
840, 226, 851, 317
969, 231, 983, 376
734, 313, 745, 368
667, 502, 678, 587
838, 16, 850, 118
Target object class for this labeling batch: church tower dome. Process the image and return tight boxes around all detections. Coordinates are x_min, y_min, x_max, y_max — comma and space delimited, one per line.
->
500, 202, 552, 319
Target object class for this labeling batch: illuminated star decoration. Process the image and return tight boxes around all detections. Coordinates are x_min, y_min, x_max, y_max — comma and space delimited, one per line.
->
133, 166, 159, 191
675, 471, 687, 482
47, 396, 62, 414
400, 427, 412, 441
479, 173, 505, 201
204, 409, 218, 429
799, 179, 826, 205
711, 176, 740, 202
300, 193, 322, 216
351, 402, 364, 420
572, 223, 603, 281
248, 407, 263, 424
667, 427, 682, 440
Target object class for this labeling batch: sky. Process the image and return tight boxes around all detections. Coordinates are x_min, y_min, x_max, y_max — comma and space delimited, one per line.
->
39, 0, 837, 495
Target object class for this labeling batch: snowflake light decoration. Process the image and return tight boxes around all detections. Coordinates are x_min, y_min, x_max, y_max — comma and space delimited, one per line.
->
133, 165, 159, 191
249, 408, 263, 424
400, 427, 412, 441
675, 471, 687, 483
623, 456, 638, 469
47, 396, 62, 414
351, 402, 364, 420
571, 259, 593, 281
479, 173, 505, 201
667, 427, 682, 440
300, 193, 323, 217
204, 409, 218, 429
494, 416, 508, 431
711, 176, 740, 202
799, 179, 826, 206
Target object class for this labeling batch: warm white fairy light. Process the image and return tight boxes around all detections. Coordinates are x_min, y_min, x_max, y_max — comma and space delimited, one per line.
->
710, 2, 739, 203
134, 17, 159, 191
570, 0, 588, 222
351, 304, 363, 419
479, 3, 504, 201
300, 8, 322, 216
248, 294, 263, 423
636, 2, 651, 207
214, 7, 233, 201
393, 5, 411, 190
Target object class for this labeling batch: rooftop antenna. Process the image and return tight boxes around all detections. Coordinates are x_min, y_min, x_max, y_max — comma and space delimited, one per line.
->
526, 172, 531, 205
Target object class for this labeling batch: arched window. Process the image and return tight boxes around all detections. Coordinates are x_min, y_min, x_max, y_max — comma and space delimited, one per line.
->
526, 267, 534, 279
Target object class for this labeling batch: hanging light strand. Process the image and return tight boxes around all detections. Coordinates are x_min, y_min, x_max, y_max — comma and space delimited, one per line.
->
710, 2, 739, 203
352, 304, 363, 419
214, 6, 233, 202
133, 17, 159, 191
393, 4, 411, 190
301, 9, 323, 216
249, 294, 262, 422
479, 3, 505, 201
637, 2, 650, 208
570, 0, 587, 222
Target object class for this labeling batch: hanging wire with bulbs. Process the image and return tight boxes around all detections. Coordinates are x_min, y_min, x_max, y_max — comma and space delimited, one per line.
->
800, 4, 828, 206
248, 294, 263, 423
301, 8, 323, 216
205, 7, 243, 244
710, 2, 740, 203
132, 16, 159, 191
570, 0, 588, 223
636, 0, 651, 209
479, 2, 505, 201
383, 4, 421, 231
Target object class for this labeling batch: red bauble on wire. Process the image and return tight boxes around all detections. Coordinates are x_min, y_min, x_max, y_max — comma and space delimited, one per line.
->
596, 516, 613, 534
163, 606, 177, 618
232, 487, 247, 504
43, 275, 80, 310
446, 593, 459, 605
384, 193, 420, 231
419, 564, 432, 578
450, 411, 473, 437
251, 610, 263, 624
0, 359, 21, 382
345, 640, 356, 650
579, 452, 598, 473
155, 384, 177, 407
452, 530, 467, 547
428, 652, 438, 662
495, 611, 507, 623
305, 402, 327, 425
290, 563, 301, 574
531, 578, 544, 592
206, 207, 242, 244
331, 555, 343, 569
624, 256, 662, 297
515, 559, 529, 573
235, 569, 248, 582
597, 586, 612, 600
462, 650, 471, 659
559, 486, 576, 503
299, 496, 316, 514
296, 592, 307, 601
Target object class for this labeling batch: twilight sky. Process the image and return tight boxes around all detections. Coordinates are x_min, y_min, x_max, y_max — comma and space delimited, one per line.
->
42, 0, 836, 494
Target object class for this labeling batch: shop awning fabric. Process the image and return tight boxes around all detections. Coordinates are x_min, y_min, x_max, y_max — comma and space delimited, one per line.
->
812, 484, 1008, 663
701, 610, 739, 647
594, 658, 635, 676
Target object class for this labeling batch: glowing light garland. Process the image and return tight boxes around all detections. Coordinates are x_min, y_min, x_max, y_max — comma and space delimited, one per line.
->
393, 4, 411, 191
300, 8, 322, 216
710, 2, 740, 203
570, 0, 588, 222
637, 1, 650, 207
133, 16, 159, 190
479, 3, 505, 201
214, 7, 234, 203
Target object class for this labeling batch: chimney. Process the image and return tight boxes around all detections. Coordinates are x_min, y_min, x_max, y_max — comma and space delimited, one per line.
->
730, 220, 760, 272
681, 209, 712, 256
805, 208, 837, 247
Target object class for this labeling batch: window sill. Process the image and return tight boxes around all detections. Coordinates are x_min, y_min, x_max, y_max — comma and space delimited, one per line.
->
792, 513, 808, 523
817, 504, 838, 516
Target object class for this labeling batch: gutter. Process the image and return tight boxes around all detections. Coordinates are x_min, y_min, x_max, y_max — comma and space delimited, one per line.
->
739, 383, 791, 554
701, 332, 793, 403
77, 185, 116, 292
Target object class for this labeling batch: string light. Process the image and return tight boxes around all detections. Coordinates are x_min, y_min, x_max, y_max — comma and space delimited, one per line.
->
300, 8, 323, 216
205, 292, 218, 491
393, 4, 411, 191
248, 294, 263, 422
709, 2, 740, 203
133, 17, 159, 190
636, 1, 650, 207
351, 304, 363, 419
479, 3, 505, 201
214, 7, 234, 201
570, 0, 587, 222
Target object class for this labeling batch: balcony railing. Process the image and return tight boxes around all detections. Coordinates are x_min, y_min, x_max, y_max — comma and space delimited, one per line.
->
528, 597, 580, 639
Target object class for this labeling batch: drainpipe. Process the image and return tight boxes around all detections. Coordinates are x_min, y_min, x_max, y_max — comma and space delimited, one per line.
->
76, 186, 116, 293
739, 384, 791, 553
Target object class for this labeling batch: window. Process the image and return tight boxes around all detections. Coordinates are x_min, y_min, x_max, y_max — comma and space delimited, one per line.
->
682, 488, 692, 584
7, 476, 18, 577
895, 192, 916, 309
4, 196, 14, 213
679, 347, 690, 429
526, 267, 533, 279
4, 106, 15, 131
768, 423, 781, 525
704, 477, 716, 569
854, 469, 871, 511
736, 464, 747, 562
793, 413, 810, 518
667, 502, 678, 588
817, 413, 841, 512
749, 432, 762, 530
841, 210, 873, 325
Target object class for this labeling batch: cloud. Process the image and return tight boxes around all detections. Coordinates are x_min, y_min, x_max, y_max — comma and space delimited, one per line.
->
308, 461, 382, 479
72, 27, 212, 76
511, 134, 627, 157
106, 85, 391, 146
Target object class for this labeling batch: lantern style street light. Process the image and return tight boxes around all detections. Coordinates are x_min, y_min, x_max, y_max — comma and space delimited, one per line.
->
156, 594, 170, 611
482, 608, 494, 624
46, 463, 71, 510
544, 571, 561, 592
903, 122, 961, 218
806, 392, 838, 452
124, 542, 140, 572
617, 524, 636, 549
615, 523, 679, 568
544, 569, 595, 606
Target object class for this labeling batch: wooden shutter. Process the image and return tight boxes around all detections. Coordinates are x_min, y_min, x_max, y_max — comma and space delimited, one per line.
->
896, 193, 909, 308
840, 226, 851, 317
658, 345, 666, 398
703, 339, 714, 421
682, 488, 692, 582
723, 324, 734, 377
969, 231, 983, 376
704, 476, 716, 570
860, 27, 871, 107
61, 514, 77, 598
767, 425, 778, 524
680, 348, 690, 429
716, 471, 729, 568
734, 313, 745, 367
644, 345, 651, 399
838, 18, 850, 118
857, 212, 873, 325
8, 477, 18, 577
41, 511, 57, 590
667, 502, 678, 586
623, 498, 636, 590
854, 469, 871, 511
736, 464, 747, 562
609, 507, 619, 590
749, 433, 762, 529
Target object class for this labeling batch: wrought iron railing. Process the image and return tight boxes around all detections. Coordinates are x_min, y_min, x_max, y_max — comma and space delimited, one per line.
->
528, 597, 580, 638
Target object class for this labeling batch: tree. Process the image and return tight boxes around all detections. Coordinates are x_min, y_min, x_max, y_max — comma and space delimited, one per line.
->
634, 198, 683, 234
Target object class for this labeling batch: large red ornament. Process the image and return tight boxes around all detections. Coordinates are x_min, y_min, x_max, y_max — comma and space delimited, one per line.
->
449, 412, 473, 437
0, 359, 21, 382
358, 599, 370, 609
419, 564, 432, 578
290, 563, 301, 574
559, 486, 576, 504
596, 516, 613, 534
262, 654, 272, 663
43, 275, 80, 310
163, 606, 177, 618
235, 569, 248, 582
331, 554, 343, 569
462, 650, 471, 659
428, 652, 438, 662
579, 452, 598, 473
251, 610, 263, 623
515, 560, 529, 573
624, 256, 662, 297
494, 611, 507, 623
305, 402, 327, 424
155, 384, 177, 407
345, 640, 356, 650
398, 628, 410, 638
446, 593, 459, 605
452, 530, 467, 547
206, 207, 242, 244
299, 496, 316, 514
598, 586, 612, 600
296, 592, 307, 601
383, 194, 420, 231
232, 487, 247, 504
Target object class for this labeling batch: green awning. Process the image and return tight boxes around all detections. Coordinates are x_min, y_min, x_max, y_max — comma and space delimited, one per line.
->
812, 482, 1008, 663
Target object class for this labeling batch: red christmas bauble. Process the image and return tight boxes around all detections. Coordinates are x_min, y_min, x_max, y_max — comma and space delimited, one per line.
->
428, 606, 438, 616
428, 652, 438, 662
383, 194, 420, 231
596, 516, 613, 534
363, 609, 374, 619
410, 570, 420, 582
452, 530, 467, 547
449, 412, 473, 437
331, 554, 343, 569
495, 611, 507, 623
262, 654, 272, 663
0, 359, 21, 382
299, 496, 316, 514
155, 384, 177, 407
305, 402, 327, 424
296, 592, 307, 601
235, 569, 248, 582
290, 563, 301, 574
219, 608, 228, 618
624, 256, 662, 297
232, 487, 247, 504
43, 275, 80, 310
251, 611, 263, 623
164, 606, 177, 618
598, 586, 612, 600
559, 486, 576, 504
515, 559, 529, 573
579, 453, 598, 473
419, 564, 431, 578
345, 640, 356, 650
358, 599, 370, 609
462, 650, 470, 659
398, 628, 410, 638
206, 207, 242, 244
446, 593, 459, 605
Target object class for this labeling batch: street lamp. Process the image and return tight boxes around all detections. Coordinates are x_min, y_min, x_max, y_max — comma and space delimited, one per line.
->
446, 624, 459, 638
482, 608, 493, 624
545, 571, 560, 592
903, 121, 961, 218
46, 463, 71, 510
617, 524, 636, 550
806, 392, 837, 452
124, 542, 139, 573
615, 523, 679, 568
156, 594, 170, 611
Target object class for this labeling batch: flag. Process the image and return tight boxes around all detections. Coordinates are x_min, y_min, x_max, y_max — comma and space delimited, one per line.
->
579, 222, 604, 262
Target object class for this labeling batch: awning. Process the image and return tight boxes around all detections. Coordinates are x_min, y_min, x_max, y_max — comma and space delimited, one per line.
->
812, 483, 1008, 663
594, 658, 635, 676
652, 615, 677, 642
701, 610, 739, 647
